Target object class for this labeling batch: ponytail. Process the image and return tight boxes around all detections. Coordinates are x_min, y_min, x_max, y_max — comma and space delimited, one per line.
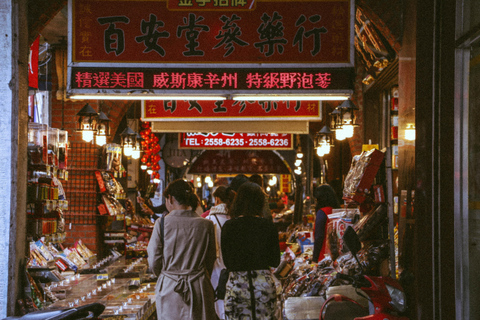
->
164, 179, 199, 209
213, 185, 235, 208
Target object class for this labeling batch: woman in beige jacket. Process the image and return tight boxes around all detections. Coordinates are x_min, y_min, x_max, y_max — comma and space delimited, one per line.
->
147, 179, 217, 320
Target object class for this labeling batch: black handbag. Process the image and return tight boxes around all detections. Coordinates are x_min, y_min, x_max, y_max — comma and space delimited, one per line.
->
215, 268, 229, 300
212, 214, 229, 300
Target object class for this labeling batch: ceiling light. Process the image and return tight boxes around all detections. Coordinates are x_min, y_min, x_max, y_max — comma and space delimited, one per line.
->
232, 95, 349, 101
69, 94, 227, 101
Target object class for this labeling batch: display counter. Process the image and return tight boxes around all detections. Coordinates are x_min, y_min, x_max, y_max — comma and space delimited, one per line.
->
44, 257, 156, 320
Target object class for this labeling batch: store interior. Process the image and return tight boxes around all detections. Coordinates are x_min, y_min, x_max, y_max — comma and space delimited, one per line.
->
21, 1, 417, 319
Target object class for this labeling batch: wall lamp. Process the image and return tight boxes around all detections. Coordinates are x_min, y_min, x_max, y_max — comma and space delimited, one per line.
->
120, 126, 138, 157
315, 125, 334, 157
95, 111, 111, 146
76, 103, 112, 145
330, 99, 359, 140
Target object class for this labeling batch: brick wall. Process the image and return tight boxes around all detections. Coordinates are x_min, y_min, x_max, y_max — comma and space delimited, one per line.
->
51, 47, 131, 254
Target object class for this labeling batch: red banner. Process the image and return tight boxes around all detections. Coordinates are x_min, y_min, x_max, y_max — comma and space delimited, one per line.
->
71, 0, 352, 64
142, 100, 320, 120
29, 37, 39, 88
179, 133, 292, 149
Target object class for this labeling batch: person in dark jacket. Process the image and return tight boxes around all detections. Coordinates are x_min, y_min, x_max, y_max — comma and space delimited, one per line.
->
312, 184, 341, 262
221, 181, 280, 320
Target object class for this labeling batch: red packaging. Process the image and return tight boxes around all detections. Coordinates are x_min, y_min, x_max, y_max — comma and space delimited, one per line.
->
95, 170, 106, 193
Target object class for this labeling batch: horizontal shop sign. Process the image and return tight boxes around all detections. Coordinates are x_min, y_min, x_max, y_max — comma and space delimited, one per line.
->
69, 67, 354, 93
188, 149, 290, 174
151, 120, 310, 133
69, 0, 353, 65
179, 133, 293, 149
142, 100, 320, 121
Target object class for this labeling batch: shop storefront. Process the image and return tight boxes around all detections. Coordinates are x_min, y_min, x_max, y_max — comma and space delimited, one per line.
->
1, 0, 475, 318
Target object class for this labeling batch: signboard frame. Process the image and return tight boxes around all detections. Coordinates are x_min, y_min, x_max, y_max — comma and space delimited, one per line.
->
178, 133, 294, 150
66, 0, 355, 98
141, 99, 322, 121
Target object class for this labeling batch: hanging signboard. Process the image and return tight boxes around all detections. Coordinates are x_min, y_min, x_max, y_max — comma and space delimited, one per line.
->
69, 0, 353, 65
179, 133, 293, 150
70, 67, 354, 93
188, 150, 291, 174
67, 0, 355, 98
142, 99, 320, 121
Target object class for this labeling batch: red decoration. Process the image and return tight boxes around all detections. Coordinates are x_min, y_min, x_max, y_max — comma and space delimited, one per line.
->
139, 121, 162, 184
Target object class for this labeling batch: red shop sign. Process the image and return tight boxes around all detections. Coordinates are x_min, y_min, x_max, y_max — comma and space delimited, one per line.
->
142, 100, 320, 120
188, 150, 291, 174
179, 133, 293, 150
70, 0, 353, 65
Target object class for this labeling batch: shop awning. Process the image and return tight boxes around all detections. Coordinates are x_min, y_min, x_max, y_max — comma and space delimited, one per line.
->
188, 150, 291, 175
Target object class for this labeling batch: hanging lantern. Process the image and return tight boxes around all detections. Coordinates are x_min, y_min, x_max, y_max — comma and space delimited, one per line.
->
132, 133, 143, 160
120, 127, 137, 157
337, 99, 359, 139
95, 111, 111, 146
315, 125, 334, 157
76, 103, 98, 143
329, 107, 345, 140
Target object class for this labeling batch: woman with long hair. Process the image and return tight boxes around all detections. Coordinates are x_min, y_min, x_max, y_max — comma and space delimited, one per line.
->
221, 182, 280, 320
312, 184, 341, 263
206, 186, 236, 320
147, 179, 217, 320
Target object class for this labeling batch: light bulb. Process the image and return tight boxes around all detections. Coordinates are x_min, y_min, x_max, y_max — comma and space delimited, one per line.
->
336, 129, 346, 141
405, 124, 416, 141
316, 147, 325, 157
96, 135, 106, 146
141, 164, 147, 170
296, 152, 304, 159
147, 169, 153, 175
295, 159, 302, 166
321, 143, 331, 155
123, 145, 133, 156
343, 124, 354, 138
197, 182, 202, 188
132, 149, 140, 159
82, 130, 94, 143
207, 181, 213, 188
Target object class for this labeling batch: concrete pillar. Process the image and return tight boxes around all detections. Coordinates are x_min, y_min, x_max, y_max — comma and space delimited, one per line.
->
0, 0, 29, 316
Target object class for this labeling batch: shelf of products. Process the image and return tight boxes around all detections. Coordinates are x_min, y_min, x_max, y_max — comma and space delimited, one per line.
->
26, 246, 156, 320
27, 123, 69, 243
